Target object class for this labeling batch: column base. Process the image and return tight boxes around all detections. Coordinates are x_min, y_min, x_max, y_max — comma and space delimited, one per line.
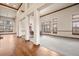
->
17, 36, 21, 38
33, 41, 40, 47
25, 40, 30, 42
33, 44, 40, 47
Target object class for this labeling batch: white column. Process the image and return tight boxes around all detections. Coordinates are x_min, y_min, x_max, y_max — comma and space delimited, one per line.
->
15, 16, 19, 36
34, 9, 40, 45
25, 16, 30, 40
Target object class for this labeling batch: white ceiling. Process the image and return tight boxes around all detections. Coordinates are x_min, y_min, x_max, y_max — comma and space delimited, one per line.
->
40, 3, 74, 16
0, 3, 22, 18
0, 3, 75, 18
0, 5, 16, 18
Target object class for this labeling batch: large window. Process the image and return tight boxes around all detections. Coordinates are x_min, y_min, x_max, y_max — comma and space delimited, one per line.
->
41, 22, 45, 32
53, 18, 57, 34
41, 21, 51, 33
45, 21, 51, 33
72, 14, 79, 35
0, 16, 14, 32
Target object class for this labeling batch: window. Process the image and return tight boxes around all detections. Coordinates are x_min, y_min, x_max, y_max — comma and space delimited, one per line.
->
41, 21, 51, 33
4, 20, 13, 32
0, 16, 14, 32
72, 14, 79, 35
41, 22, 45, 32
46, 21, 51, 33
0, 20, 4, 32
53, 18, 57, 34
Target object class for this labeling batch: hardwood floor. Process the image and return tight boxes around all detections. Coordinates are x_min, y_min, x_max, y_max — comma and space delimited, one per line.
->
0, 34, 62, 56
0, 34, 16, 56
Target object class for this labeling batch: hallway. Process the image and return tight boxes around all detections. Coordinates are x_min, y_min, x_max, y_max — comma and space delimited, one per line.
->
0, 3, 79, 56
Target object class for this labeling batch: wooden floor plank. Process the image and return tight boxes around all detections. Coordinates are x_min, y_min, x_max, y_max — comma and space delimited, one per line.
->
0, 34, 62, 56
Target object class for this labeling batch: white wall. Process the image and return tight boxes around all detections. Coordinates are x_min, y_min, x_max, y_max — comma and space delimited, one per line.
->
0, 5, 16, 18
41, 4, 79, 38
40, 3, 74, 16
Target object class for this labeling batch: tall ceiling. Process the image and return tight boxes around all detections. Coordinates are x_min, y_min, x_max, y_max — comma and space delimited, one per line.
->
40, 3, 75, 16
0, 3, 22, 10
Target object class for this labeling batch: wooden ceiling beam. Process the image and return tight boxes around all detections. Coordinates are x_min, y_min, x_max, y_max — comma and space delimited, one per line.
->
17, 3, 23, 10
40, 3, 79, 17
0, 3, 18, 10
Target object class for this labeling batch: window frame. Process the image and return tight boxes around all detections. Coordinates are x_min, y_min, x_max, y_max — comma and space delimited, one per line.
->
0, 16, 14, 32
52, 18, 57, 34
72, 14, 79, 35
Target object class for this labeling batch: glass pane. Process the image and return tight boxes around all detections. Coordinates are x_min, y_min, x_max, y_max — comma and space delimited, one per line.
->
72, 14, 79, 34
0, 16, 14, 32
76, 22, 79, 27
